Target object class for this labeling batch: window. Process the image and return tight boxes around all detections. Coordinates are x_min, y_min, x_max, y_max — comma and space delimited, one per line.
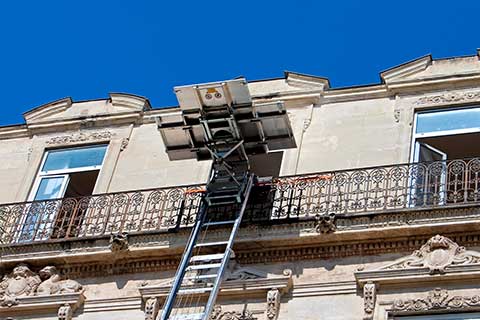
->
21, 144, 107, 241
410, 106, 480, 206
396, 312, 480, 319
412, 106, 480, 162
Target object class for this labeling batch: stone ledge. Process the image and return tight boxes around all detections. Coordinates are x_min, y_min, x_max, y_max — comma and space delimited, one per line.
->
0, 292, 84, 315
139, 273, 293, 301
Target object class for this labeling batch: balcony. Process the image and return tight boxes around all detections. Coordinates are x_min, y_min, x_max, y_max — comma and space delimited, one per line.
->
1, 157, 480, 245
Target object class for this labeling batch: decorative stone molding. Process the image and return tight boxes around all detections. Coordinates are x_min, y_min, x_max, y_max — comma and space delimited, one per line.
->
58, 303, 72, 320
109, 232, 129, 252
363, 282, 376, 320
315, 213, 336, 234
45, 130, 114, 145
120, 137, 130, 151
379, 234, 480, 274
0, 264, 83, 307
139, 268, 292, 316
109, 93, 151, 111
0, 293, 84, 318
414, 90, 480, 106
393, 109, 400, 123
0, 264, 41, 306
265, 288, 281, 320
144, 297, 159, 320
6, 206, 480, 277
37, 266, 82, 296
392, 288, 480, 313
210, 305, 256, 320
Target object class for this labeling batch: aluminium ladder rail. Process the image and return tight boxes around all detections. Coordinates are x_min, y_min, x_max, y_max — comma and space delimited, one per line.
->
159, 174, 254, 320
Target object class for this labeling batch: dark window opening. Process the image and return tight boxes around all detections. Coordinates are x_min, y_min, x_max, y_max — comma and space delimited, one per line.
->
53, 170, 99, 239
249, 151, 283, 178
63, 170, 99, 198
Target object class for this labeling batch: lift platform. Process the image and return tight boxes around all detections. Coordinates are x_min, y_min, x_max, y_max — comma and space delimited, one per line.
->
156, 78, 296, 320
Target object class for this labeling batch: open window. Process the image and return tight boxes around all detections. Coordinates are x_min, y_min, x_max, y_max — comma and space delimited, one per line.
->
410, 106, 480, 206
20, 144, 107, 241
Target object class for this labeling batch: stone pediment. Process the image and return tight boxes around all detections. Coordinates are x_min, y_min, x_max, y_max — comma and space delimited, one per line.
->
355, 235, 480, 288
380, 55, 432, 84
138, 266, 293, 300
378, 235, 480, 274
23, 93, 151, 125
380, 54, 480, 85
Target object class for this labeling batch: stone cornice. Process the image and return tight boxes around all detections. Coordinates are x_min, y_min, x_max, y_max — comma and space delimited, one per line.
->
139, 273, 292, 301
0, 292, 84, 314
23, 97, 73, 124
356, 264, 480, 288
380, 55, 432, 84
3, 205, 480, 278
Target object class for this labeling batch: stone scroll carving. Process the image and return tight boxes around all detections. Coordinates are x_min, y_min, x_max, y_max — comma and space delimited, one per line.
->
379, 235, 480, 274
144, 297, 159, 320
265, 288, 281, 320
210, 305, 257, 320
392, 288, 480, 312
58, 303, 73, 320
0, 264, 82, 307
363, 282, 376, 320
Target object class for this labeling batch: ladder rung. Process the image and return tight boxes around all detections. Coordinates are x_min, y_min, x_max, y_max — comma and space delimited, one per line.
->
184, 274, 217, 281
186, 263, 222, 271
194, 241, 229, 248
203, 220, 236, 227
190, 253, 224, 262
169, 312, 204, 320
178, 287, 213, 295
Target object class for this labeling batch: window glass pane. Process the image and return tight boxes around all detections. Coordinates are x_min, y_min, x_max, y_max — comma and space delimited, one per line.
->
34, 176, 65, 200
416, 107, 480, 134
42, 145, 107, 172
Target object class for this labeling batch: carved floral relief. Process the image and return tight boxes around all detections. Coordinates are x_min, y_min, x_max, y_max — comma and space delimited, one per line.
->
379, 234, 480, 274
392, 288, 480, 312
45, 130, 113, 146
414, 90, 480, 106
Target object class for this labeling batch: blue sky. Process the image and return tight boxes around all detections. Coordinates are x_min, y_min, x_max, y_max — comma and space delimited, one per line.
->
0, 0, 479, 125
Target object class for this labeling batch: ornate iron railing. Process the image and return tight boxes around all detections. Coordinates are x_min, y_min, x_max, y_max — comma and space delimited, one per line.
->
1, 157, 480, 245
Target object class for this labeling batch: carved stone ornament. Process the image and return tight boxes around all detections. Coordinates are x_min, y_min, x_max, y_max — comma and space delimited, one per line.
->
315, 213, 336, 234
120, 137, 130, 151
45, 130, 113, 145
109, 232, 129, 252
414, 90, 480, 106
37, 266, 82, 296
144, 297, 159, 320
363, 282, 376, 320
380, 234, 480, 274
265, 288, 281, 320
209, 305, 257, 320
392, 288, 480, 312
58, 303, 73, 320
0, 264, 83, 307
0, 264, 41, 307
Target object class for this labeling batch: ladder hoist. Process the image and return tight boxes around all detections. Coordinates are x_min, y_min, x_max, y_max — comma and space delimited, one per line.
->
156, 78, 296, 320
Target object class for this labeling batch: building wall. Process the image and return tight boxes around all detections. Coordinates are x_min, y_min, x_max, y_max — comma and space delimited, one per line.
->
3, 54, 480, 319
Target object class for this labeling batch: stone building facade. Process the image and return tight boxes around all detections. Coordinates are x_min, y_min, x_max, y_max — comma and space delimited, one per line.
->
2, 52, 480, 319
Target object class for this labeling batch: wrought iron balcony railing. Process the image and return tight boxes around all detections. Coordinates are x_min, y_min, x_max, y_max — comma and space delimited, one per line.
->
1, 157, 480, 245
